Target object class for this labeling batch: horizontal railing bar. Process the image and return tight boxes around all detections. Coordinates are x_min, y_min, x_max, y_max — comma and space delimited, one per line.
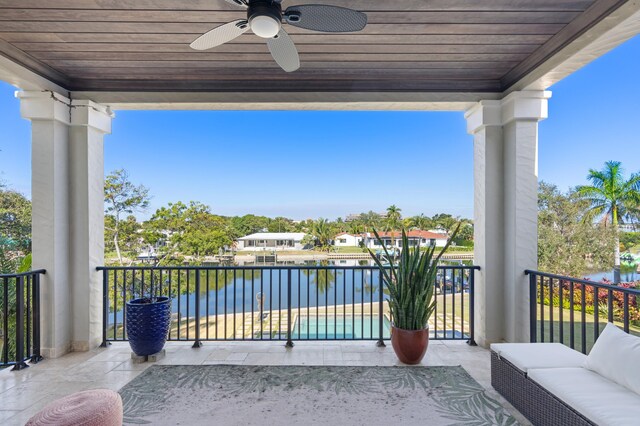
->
97, 265, 480, 271
525, 269, 640, 295
0, 269, 46, 278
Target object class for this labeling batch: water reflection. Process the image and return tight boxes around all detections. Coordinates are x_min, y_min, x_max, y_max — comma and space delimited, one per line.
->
107, 260, 471, 325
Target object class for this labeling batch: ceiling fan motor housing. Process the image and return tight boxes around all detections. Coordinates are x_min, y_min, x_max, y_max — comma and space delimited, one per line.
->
248, 1, 283, 38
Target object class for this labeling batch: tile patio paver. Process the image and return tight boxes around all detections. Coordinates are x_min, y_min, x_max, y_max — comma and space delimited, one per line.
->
0, 340, 530, 425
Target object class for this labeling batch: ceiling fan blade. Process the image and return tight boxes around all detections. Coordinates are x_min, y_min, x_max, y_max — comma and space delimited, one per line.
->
284, 5, 367, 32
223, 0, 248, 8
190, 20, 249, 50
266, 28, 300, 72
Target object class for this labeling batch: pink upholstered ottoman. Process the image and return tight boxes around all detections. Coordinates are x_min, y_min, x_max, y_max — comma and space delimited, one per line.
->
26, 389, 123, 426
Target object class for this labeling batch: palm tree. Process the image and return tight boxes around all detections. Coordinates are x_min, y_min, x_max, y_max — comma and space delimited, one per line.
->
409, 213, 431, 230
334, 217, 348, 232
576, 161, 640, 283
384, 205, 403, 247
348, 221, 363, 235
311, 218, 333, 251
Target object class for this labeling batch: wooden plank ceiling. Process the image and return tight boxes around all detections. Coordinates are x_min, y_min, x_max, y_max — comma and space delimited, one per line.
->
0, 0, 628, 92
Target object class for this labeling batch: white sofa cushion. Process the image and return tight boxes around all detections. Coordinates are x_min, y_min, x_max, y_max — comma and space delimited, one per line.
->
584, 323, 640, 395
528, 367, 640, 426
490, 343, 586, 373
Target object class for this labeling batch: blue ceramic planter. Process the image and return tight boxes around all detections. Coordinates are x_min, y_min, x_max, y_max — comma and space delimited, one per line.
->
126, 296, 171, 356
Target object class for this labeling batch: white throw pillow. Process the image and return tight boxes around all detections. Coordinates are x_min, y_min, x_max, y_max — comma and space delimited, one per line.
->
584, 323, 640, 395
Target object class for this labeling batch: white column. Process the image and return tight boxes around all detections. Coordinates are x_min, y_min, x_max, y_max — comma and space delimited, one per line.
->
465, 91, 550, 346
466, 100, 505, 346
18, 91, 113, 357
68, 100, 112, 351
19, 91, 72, 358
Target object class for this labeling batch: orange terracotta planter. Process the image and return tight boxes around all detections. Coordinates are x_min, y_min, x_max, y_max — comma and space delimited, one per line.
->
391, 326, 429, 365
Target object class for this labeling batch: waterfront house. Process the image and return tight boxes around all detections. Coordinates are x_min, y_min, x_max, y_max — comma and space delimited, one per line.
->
364, 230, 448, 249
333, 230, 448, 249
236, 232, 307, 251
333, 232, 364, 247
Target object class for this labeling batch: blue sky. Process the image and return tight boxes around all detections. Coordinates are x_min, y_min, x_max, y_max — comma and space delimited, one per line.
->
1, 36, 639, 220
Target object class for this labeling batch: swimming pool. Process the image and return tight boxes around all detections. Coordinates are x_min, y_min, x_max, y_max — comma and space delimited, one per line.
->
293, 314, 391, 340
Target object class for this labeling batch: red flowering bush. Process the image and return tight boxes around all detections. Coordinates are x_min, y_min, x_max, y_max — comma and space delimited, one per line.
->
538, 278, 639, 327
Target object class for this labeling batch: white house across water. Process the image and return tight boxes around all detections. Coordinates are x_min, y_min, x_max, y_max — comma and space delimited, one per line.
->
365, 230, 449, 249
333, 232, 364, 247
334, 231, 448, 249
236, 232, 307, 251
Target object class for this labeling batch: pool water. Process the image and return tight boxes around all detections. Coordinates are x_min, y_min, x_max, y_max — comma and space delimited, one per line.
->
293, 315, 391, 340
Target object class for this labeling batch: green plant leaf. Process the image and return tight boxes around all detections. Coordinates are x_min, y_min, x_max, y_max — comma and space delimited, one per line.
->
367, 224, 462, 330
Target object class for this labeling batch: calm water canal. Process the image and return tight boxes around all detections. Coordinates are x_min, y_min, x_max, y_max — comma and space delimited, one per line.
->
108, 260, 472, 324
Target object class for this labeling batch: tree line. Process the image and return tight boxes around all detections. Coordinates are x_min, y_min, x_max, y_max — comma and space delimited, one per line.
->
104, 170, 474, 264
2, 161, 639, 282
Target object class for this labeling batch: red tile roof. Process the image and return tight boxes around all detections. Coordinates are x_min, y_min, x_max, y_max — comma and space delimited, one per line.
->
372, 230, 448, 239
335, 230, 448, 239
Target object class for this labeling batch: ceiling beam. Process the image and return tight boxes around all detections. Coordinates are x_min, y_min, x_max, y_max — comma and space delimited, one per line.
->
0, 40, 69, 93
68, 91, 500, 111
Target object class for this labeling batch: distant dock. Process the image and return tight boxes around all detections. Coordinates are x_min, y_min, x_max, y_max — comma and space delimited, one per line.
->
325, 252, 473, 261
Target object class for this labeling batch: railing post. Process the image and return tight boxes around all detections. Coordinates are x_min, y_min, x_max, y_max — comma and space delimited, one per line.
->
192, 269, 202, 348
100, 269, 109, 347
467, 267, 477, 346
607, 289, 614, 324
376, 269, 385, 347
2, 277, 7, 366
285, 268, 294, 348
12, 276, 28, 370
528, 271, 538, 343
623, 293, 630, 333
30, 273, 43, 363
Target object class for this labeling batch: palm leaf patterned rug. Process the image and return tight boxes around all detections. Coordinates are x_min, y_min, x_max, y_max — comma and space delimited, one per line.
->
119, 365, 518, 425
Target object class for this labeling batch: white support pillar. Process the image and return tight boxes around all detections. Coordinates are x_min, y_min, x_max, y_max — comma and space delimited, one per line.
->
18, 91, 113, 357
465, 90, 550, 346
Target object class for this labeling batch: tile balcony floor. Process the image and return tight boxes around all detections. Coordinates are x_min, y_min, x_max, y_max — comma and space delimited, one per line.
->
0, 340, 530, 425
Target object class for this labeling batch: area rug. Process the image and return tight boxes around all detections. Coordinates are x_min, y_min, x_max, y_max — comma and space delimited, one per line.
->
119, 365, 517, 425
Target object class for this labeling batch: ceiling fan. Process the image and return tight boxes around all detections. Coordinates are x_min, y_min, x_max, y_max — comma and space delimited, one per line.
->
189, 0, 368, 72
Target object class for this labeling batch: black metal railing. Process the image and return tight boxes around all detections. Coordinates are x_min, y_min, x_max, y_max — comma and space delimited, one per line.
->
526, 270, 640, 354
0, 269, 45, 370
98, 265, 478, 347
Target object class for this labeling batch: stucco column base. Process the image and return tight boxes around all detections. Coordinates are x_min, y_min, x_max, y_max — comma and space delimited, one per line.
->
18, 91, 113, 357
465, 90, 550, 347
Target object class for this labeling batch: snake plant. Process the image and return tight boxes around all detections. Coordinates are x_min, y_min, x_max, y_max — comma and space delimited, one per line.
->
368, 225, 460, 331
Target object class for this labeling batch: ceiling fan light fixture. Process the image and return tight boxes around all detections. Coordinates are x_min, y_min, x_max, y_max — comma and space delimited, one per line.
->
189, 1, 368, 72
250, 15, 281, 38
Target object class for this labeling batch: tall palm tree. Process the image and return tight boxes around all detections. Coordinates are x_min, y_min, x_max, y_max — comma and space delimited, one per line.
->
384, 205, 403, 247
311, 218, 333, 251
576, 161, 640, 283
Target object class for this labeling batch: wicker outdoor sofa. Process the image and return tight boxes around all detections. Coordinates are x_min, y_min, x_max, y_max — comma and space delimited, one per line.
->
490, 323, 640, 426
